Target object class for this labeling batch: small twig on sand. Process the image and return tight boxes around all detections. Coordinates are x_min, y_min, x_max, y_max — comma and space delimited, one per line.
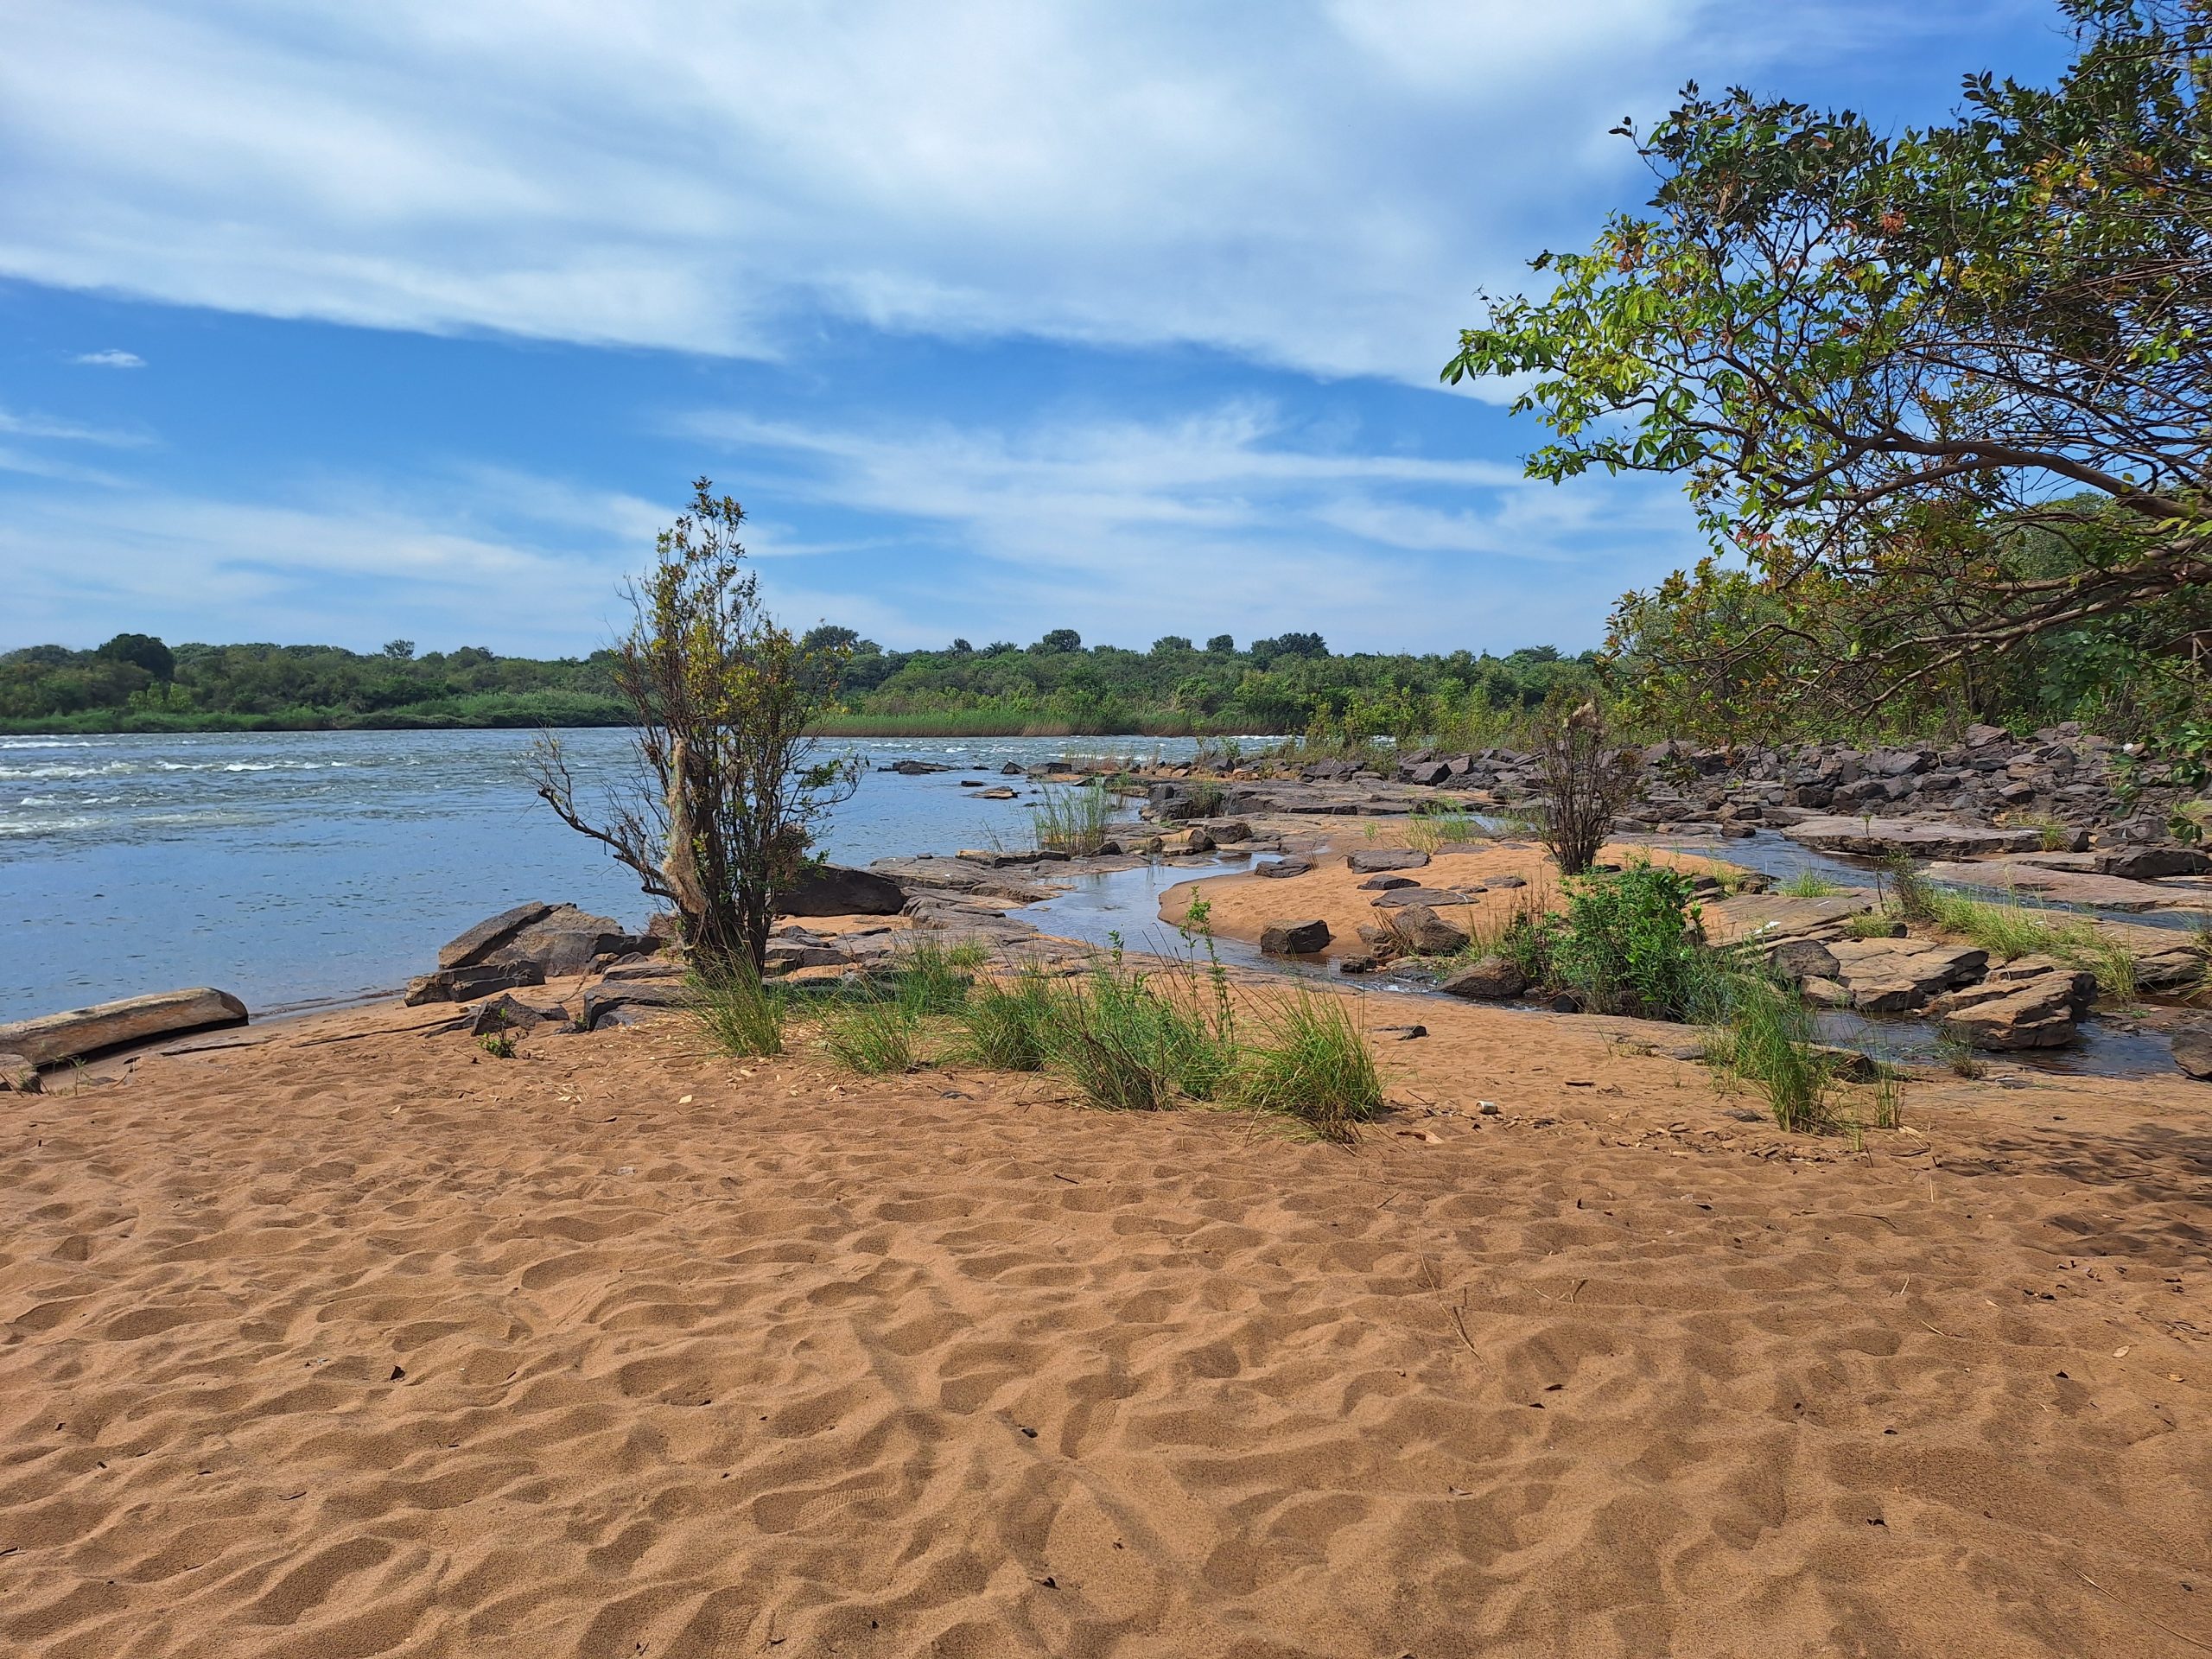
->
2073, 1568, 2212, 1653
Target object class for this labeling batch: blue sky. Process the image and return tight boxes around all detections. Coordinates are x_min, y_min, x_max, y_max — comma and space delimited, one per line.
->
1, 1, 2071, 658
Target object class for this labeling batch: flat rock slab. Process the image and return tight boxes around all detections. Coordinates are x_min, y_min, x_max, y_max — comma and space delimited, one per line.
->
1346, 848, 1431, 874
1369, 887, 1478, 909
1923, 859, 2211, 913
0, 986, 249, 1067
1255, 858, 1314, 879
1783, 817, 2045, 858
1697, 893, 1875, 948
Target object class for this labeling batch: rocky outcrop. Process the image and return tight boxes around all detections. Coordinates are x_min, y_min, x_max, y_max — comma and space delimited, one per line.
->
409, 904, 652, 1005
1939, 968, 2095, 1051
1784, 817, 2048, 859
1823, 938, 1990, 1013
0, 987, 249, 1066
1260, 918, 1332, 956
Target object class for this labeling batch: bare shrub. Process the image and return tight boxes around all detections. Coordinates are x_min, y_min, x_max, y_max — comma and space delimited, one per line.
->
1530, 700, 1641, 877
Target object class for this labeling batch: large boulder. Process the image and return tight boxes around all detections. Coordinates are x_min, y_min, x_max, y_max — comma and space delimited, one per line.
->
1940, 970, 2092, 1051
1824, 938, 1989, 1013
1389, 905, 1471, 956
410, 904, 646, 1004
439, 901, 556, 970
777, 864, 907, 917
0, 987, 249, 1067
582, 978, 691, 1031
1259, 918, 1332, 956
1440, 957, 1527, 1000
1255, 858, 1313, 879
2172, 1027, 2212, 1081
2097, 846, 2212, 880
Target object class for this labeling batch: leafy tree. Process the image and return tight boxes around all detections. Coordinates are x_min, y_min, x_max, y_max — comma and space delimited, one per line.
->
1035, 628, 1084, 653
1205, 634, 1236, 654
801, 624, 863, 654
381, 639, 416, 661
1446, 0, 2212, 726
527, 480, 859, 972
1150, 635, 1194, 654
97, 632, 174, 681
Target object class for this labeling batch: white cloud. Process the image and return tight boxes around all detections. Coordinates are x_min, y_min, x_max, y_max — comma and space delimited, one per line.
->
0, 0, 1998, 385
70, 349, 144, 368
684, 402, 1702, 649
0, 404, 149, 446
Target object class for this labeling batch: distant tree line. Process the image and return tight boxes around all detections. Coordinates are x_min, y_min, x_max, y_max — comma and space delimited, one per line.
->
0, 627, 1599, 741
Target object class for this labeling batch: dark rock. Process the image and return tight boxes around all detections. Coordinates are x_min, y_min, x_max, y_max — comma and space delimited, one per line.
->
1259, 918, 1332, 956
1185, 828, 1217, 853
779, 864, 908, 917
582, 978, 691, 1030
439, 901, 555, 970
1211, 821, 1253, 843
1359, 874, 1421, 891
1370, 887, 1471, 909
407, 962, 547, 1005
1336, 954, 1378, 975
1487, 874, 1529, 890
1440, 957, 1527, 1000
1347, 848, 1430, 874
1941, 972, 2088, 1051
887, 760, 953, 774
1375, 1024, 1428, 1040
1389, 905, 1471, 956
469, 994, 568, 1037
2172, 1027, 2212, 1080
1255, 858, 1313, 879
1766, 938, 1841, 982
2095, 846, 2211, 880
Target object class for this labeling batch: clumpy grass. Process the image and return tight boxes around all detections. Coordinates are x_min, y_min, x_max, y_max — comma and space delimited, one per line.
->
818, 988, 921, 1075
479, 1030, 518, 1059
1030, 781, 1113, 855
1052, 947, 1238, 1110
1844, 911, 1901, 940
892, 937, 982, 1015
1936, 1033, 1988, 1079
2012, 811, 2075, 852
1405, 800, 1484, 854
955, 968, 1063, 1071
1236, 989, 1383, 1143
689, 962, 788, 1058
1702, 971, 1832, 1133
1779, 869, 1844, 898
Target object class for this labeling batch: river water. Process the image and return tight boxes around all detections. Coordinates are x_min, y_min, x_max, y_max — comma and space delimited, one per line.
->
0, 728, 1225, 1020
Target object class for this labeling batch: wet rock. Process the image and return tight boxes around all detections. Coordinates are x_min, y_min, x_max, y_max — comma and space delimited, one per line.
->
1255, 858, 1313, 878
779, 863, 908, 917
1346, 848, 1430, 874
1259, 918, 1332, 956
0, 1052, 38, 1092
1389, 905, 1471, 956
887, 760, 952, 774
1336, 954, 1378, 975
977, 787, 1017, 800
0, 987, 250, 1066
1440, 957, 1526, 1000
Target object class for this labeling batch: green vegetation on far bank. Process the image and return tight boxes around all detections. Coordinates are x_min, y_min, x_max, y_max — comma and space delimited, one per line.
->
1, 628, 1600, 740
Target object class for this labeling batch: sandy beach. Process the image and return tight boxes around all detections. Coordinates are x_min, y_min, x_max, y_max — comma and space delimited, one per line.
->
4, 982, 2207, 1657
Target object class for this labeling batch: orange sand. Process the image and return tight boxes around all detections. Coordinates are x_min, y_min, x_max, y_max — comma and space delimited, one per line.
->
3, 983, 2207, 1657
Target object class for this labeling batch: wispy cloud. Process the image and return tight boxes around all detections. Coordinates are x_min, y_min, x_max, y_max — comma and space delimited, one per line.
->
70, 348, 144, 368
0, 404, 149, 447
0, 1, 2053, 384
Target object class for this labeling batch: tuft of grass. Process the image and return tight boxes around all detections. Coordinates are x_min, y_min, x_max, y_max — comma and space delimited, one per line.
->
1405, 800, 1484, 854
689, 963, 788, 1058
1236, 990, 1383, 1143
1936, 1033, 1987, 1079
1702, 972, 1832, 1133
819, 989, 921, 1075
2012, 811, 2075, 852
892, 937, 982, 1015
954, 968, 1063, 1071
1030, 782, 1113, 855
1844, 911, 1901, 940
1052, 947, 1238, 1110
1779, 869, 1844, 898
1869, 1068, 1904, 1130
479, 1031, 518, 1059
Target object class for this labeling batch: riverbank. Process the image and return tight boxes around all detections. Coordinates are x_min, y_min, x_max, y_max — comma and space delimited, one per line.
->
7, 974, 2208, 1658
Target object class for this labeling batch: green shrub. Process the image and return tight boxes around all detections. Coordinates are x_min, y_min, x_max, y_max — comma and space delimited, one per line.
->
1779, 869, 1843, 897
1236, 991, 1382, 1143
955, 969, 1063, 1071
689, 963, 788, 1058
1548, 863, 1710, 1019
